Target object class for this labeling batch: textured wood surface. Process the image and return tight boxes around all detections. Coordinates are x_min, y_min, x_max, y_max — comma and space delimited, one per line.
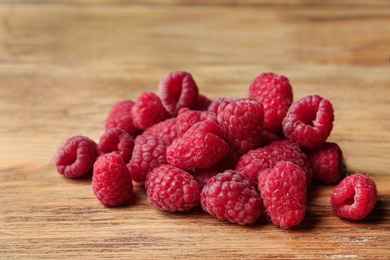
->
0, 1, 389, 259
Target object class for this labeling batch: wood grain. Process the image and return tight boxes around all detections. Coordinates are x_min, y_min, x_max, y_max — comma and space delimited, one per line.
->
0, 1, 389, 259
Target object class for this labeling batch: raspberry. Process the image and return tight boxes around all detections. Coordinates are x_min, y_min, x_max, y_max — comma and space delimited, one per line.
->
330, 173, 377, 221
54, 135, 98, 178
145, 164, 200, 212
142, 117, 178, 143
235, 140, 312, 187
97, 128, 135, 163
131, 91, 171, 130
217, 98, 264, 154
92, 153, 133, 207
166, 119, 229, 170
249, 72, 293, 133
158, 71, 199, 116
201, 170, 263, 225
176, 108, 217, 137
207, 97, 237, 114
105, 100, 140, 136
258, 161, 307, 229
282, 94, 334, 148
127, 134, 171, 183
192, 93, 212, 111
304, 142, 345, 184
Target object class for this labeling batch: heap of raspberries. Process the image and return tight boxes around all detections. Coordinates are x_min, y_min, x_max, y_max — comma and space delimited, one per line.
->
54, 71, 378, 228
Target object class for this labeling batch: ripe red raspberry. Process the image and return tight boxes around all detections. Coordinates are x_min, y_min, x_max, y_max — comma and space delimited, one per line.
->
304, 142, 345, 184
127, 134, 171, 183
258, 161, 307, 229
131, 91, 171, 130
249, 72, 293, 133
92, 153, 133, 207
282, 94, 334, 148
330, 173, 377, 221
192, 93, 212, 111
145, 164, 200, 212
166, 119, 229, 170
235, 140, 312, 187
217, 98, 264, 154
176, 108, 217, 137
201, 170, 263, 225
207, 97, 237, 114
142, 117, 178, 143
105, 100, 140, 136
54, 135, 98, 178
97, 128, 135, 163
158, 71, 199, 116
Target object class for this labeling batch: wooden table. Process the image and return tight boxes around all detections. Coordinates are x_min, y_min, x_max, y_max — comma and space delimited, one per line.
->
1, 1, 389, 259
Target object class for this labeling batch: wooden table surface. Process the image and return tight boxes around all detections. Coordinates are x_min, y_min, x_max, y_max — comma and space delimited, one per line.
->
1, 1, 389, 259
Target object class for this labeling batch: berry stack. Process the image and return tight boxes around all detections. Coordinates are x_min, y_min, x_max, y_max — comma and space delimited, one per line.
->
54, 71, 378, 228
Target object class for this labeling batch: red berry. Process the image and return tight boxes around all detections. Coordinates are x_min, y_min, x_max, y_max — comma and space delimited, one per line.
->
54, 135, 98, 178
131, 91, 171, 130
92, 153, 133, 207
127, 134, 171, 183
207, 97, 237, 114
235, 140, 312, 187
249, 72, 293, 133
304, 142, 345, 184
258, 161, 307, 229
143, 117, 178, 143
201, 170, 263, 225
176, 108, 217, 137
166, 119, 230, 170
217, 98, 264, 154
97, 128, 135, 163
158, 71, 199, 116
330, 173, 377, 221
105, 100, 140, 136
145, 164, 200, 212
282, 95, 334, 148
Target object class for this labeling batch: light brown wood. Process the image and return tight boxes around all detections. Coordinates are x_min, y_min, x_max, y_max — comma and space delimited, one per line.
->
0, 1, 389, 259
